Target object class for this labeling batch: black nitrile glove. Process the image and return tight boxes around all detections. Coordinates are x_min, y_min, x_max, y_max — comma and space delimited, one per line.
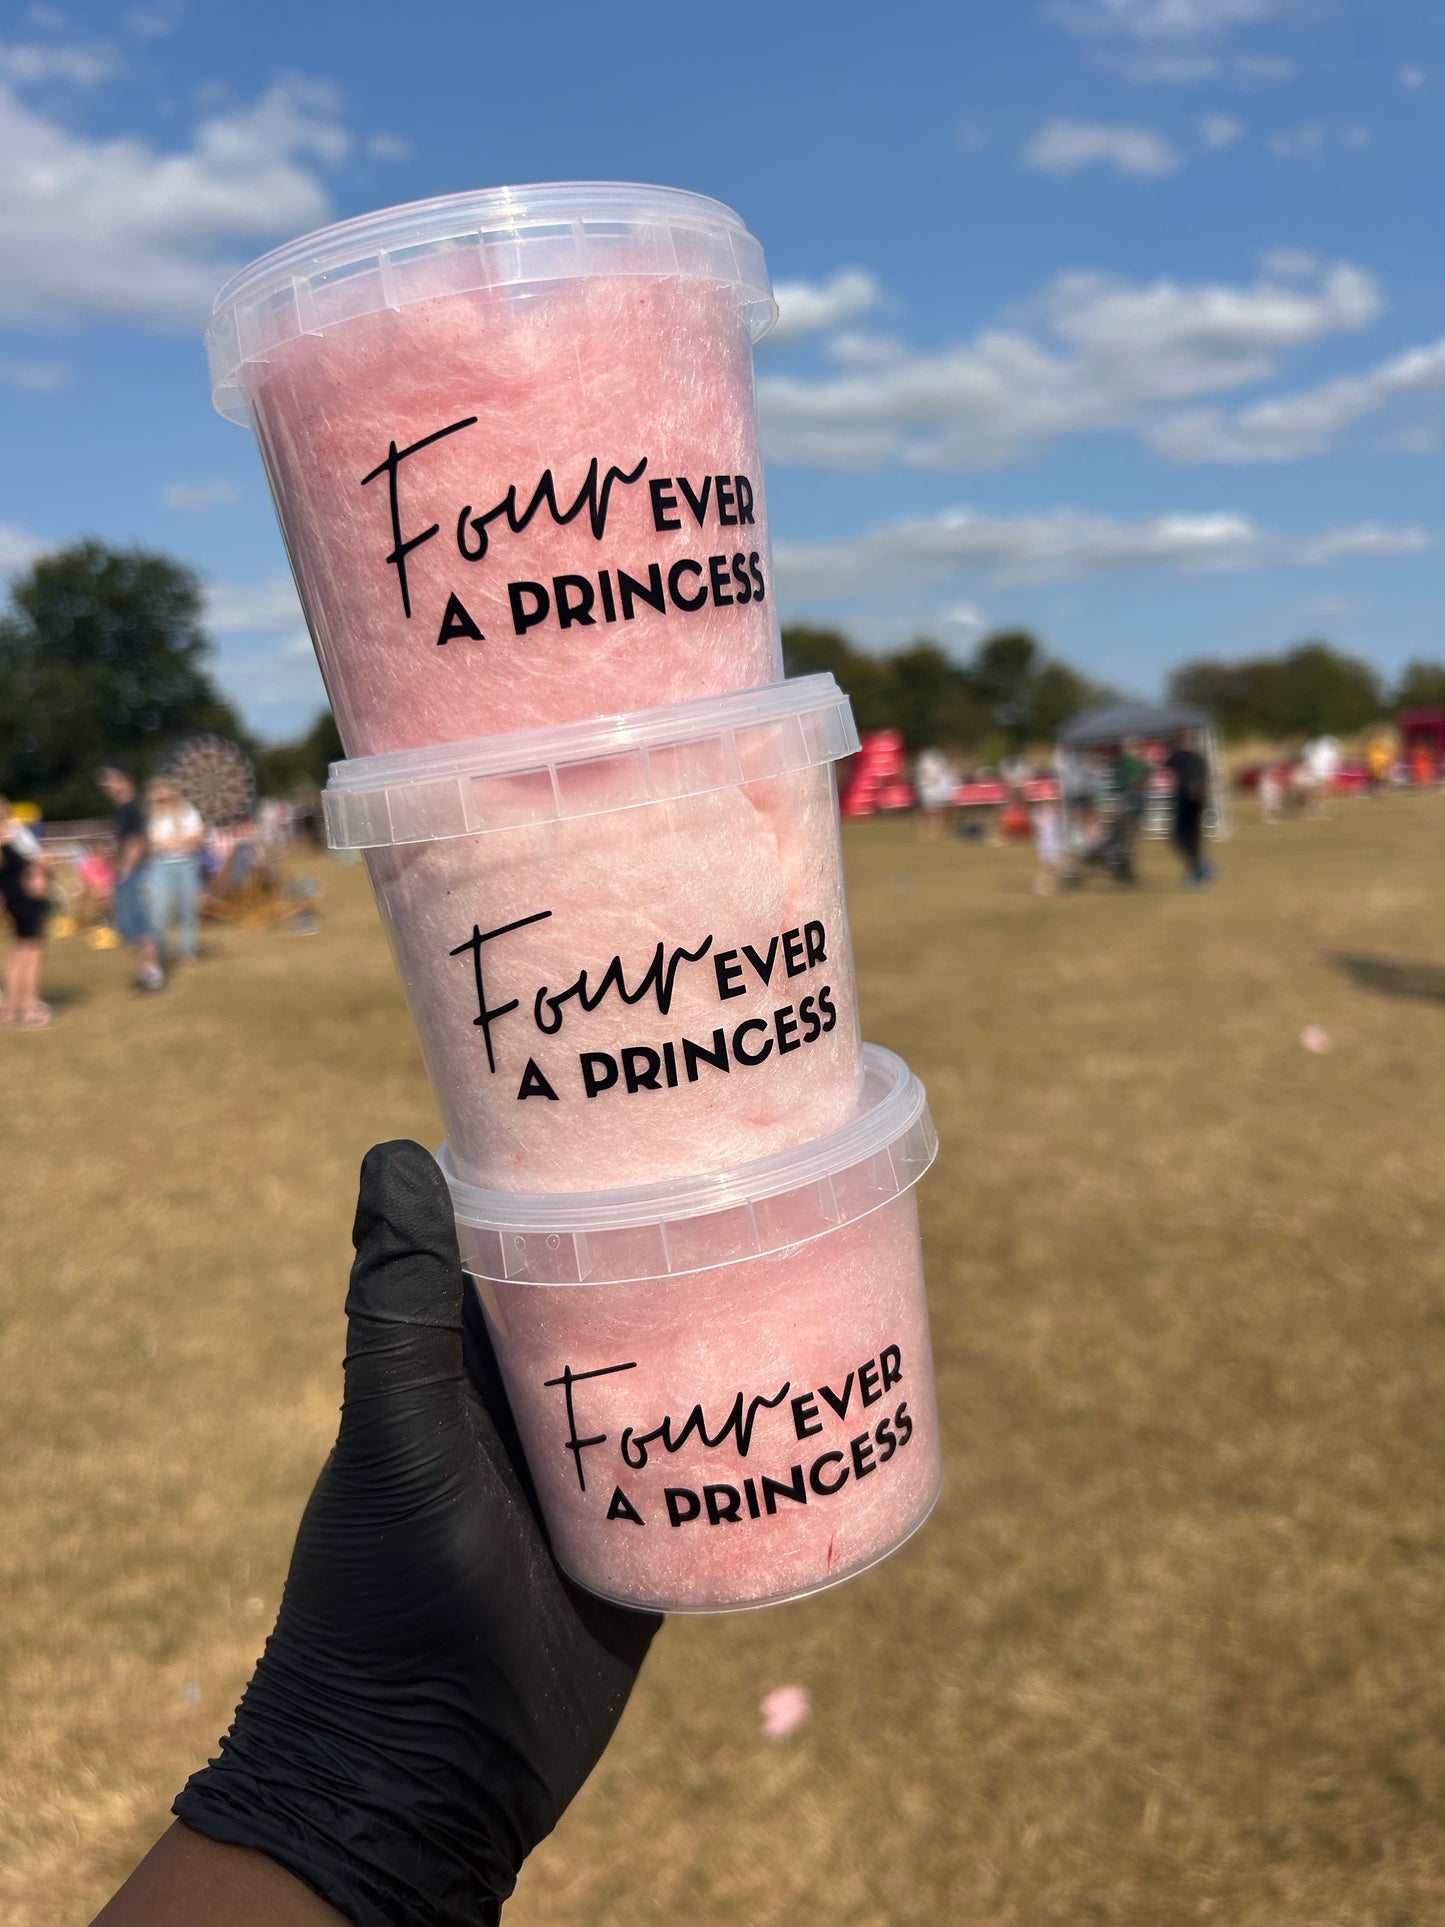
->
175, 1140, 660, 1927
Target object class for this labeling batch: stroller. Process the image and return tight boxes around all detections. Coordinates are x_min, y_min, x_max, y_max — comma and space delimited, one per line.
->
1065, 795, 1142, 886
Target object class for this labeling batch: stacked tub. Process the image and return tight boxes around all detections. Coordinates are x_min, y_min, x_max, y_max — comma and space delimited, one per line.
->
206, 184, 941, 1612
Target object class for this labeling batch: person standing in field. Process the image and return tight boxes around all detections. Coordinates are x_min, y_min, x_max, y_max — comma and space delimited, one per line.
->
145, 775, 205, 971
98, 766, 164, 992
914, 746, 957, 841
0, 797, 55, 1027
1109, 738, 1150, 883
1163, 736, 1212, 888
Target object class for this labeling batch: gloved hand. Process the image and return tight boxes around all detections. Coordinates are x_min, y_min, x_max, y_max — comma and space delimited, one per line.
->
174, 1140, 660, 1927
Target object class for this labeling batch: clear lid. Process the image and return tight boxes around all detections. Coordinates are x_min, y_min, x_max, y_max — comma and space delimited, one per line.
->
323, 674, 858, 849
207, 181, 776, 423
440, 1044, 937, 1286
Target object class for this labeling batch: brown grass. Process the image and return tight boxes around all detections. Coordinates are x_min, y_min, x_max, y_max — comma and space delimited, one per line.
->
4, 796, 1445, 1926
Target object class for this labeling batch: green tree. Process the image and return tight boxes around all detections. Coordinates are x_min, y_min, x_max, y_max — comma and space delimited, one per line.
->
0, 539, 248, 817
255, 709, 344, 794
888, 642, 992, 752
1170, 641, 1387, 741
1275, 641, 1384, 739
781, 624, 895, 734
1394, 660, 1445, 711
1018, 658, 1110, 739
969, 630, 1040, 729
783, 619, 1111, 754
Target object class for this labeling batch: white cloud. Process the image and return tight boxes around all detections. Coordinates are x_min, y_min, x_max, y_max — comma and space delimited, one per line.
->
1261, 246, 1316, 276
0, 74, 349, 324
1053, 0, 1291, 42
205, 572, 306, 634
1024, 118, 1182, 177
204, 574, 323, 728
1399, 64, 1426, 89
1107, 48, 1292, 80
0, 524, 46, 574
768, 270, 881, 346
212, 630, 327, 726
204, 572, 326, 726
1150, 335, 1445, 461
0, 38, 118, 86
758, 259, 1379, 468
124, 1, 184, 37
825, 331, 907, 369
1056, 0, 1299, 84
1270, 122, 1372, 162
1199, 112, 1243, 147
1383, 424, 1439, 455
774, 505, 1429, 595
1232, 52, 1292, 80
940, 602, 988, 639
1118, 50, 1222, 78
165, 478, 241, 513
2, 359, 67, 389
365, 130, 410, 161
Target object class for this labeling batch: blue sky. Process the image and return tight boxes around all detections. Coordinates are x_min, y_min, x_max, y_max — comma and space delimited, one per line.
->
2, 0, 1443, 738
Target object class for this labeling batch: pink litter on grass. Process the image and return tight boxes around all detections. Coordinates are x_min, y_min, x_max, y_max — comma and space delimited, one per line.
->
760, 1685, 811, 1739
1301, 1025, 1331, 1054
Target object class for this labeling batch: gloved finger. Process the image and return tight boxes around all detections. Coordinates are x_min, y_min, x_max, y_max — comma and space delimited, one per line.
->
341, 1139, 466, 1429
461, 1283, 544, 1517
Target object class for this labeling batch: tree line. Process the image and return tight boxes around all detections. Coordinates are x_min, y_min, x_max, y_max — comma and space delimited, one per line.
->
1167, 645, 1445, 743
0, 540, 339, 818
4, 540, 1444, 817
784, 625, 1445, 754
781, 625, 1113, 758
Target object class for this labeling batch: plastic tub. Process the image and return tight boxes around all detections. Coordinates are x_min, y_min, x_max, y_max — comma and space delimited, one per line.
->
442, 1044, 941, 1612
325, 675, 864, 1191
207, 183, 782, 756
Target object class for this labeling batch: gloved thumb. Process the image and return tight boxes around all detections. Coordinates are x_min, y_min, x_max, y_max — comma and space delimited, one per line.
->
340, 1139, 467, 1446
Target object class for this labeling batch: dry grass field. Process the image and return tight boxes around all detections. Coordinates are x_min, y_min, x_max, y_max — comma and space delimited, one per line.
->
4, 794, 1445, 1926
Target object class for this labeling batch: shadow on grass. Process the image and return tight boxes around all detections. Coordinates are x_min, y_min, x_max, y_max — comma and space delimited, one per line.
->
36, 984, 89, 1013
1330, 951, 1445, 1004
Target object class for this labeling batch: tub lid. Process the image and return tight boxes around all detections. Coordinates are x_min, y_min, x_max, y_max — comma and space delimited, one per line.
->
323, 674, 859, 849
438, 1044, 937, 1286
208, 181, 776, 423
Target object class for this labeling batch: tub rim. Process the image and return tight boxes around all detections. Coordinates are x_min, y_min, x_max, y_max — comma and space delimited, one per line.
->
439, 1043, 937, 1285
323, 674, 858, 849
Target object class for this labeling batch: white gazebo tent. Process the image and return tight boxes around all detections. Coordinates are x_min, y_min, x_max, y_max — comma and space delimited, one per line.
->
1056, 699, 1230, 840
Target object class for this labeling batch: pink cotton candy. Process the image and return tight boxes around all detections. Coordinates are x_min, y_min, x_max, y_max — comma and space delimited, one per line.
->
760, 1685, 812, 1738
366, 764, 862, 1191
474, 1188, 942, 1613
245, 274, 780, 756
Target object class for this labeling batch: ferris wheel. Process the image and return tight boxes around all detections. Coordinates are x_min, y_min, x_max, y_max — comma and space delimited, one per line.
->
162, 734, 256, 828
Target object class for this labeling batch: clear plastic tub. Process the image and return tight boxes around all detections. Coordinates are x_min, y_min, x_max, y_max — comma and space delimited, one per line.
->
207, 183, 782, 756
441, 1044, 941, 1612
325, 676, 865, 1191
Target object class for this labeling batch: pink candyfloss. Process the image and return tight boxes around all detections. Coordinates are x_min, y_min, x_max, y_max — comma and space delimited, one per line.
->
474, 1188, 942, 1613
245, 274, 780, 755
760, 1686, 811, 1739
366, 766, 862, 1190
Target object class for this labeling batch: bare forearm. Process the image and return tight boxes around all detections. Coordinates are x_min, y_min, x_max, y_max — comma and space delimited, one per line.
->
90, 1821, 349, 1927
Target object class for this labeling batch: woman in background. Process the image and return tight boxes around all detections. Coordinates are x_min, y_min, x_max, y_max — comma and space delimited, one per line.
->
145, 776, 205, 971
0, 796, 54, 1027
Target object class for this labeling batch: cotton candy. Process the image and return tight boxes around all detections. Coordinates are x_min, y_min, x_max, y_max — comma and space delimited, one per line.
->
367, 765, 861, 1190
475, 1188, 941, 1612
245, 274, 780, 755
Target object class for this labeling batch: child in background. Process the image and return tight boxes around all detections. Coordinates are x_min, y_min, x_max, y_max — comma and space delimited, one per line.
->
1032, 800, 1066, 894
0, 797, 54, 1028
